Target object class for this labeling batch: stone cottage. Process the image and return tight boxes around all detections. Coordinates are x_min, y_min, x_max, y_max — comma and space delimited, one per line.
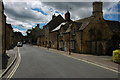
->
43, 14, 64, 48
69, 2, 120, 55
37, 1, 120, 56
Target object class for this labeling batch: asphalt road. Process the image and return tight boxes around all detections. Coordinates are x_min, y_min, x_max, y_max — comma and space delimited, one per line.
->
12, 44, 118, 78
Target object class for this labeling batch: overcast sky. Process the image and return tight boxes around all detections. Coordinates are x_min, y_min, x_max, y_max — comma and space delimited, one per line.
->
3, 0, 120, 36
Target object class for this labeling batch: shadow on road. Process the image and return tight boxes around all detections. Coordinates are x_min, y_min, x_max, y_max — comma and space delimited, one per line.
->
2, 54, 10, 69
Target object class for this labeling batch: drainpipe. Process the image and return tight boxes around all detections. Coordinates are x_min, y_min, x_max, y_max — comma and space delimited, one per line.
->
80, 31, 83, 53
57, 32, 59, 50
5, 23, 6, 54
69, 32, 71, 55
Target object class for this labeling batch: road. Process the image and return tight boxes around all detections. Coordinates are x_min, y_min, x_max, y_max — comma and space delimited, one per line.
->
12, 44, 118, 78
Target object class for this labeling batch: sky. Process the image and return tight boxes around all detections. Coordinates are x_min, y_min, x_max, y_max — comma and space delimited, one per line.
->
2, 0, 120, 36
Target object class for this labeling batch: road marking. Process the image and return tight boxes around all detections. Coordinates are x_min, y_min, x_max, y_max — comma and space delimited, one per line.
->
37, 47, 119, 73
6, 47, 21, 80
19, 46, 119, 74
60, 53, 120, 73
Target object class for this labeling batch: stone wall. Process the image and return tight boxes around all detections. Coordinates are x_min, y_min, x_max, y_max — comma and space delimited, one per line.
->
6, 24, 14, 50
0, 1, 2, 54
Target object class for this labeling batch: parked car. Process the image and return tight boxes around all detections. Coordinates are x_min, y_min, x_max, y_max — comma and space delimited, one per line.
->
22, 41, 26, 44
17, 42, 23, 47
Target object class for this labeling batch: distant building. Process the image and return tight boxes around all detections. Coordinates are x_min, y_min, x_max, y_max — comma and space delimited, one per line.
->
13, 32, 23, 45
43, 14, 64, 48
26, 24, 42, 45
50, 11, 73, 51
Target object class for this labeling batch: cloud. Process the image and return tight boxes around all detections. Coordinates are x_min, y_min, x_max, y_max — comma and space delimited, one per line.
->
4, 2, 49, 23
13, 28, 27, 35
3, 0, 120, 2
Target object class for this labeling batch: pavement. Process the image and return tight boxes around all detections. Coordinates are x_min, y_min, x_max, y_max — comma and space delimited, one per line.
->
39, 46, 119, 72
0, 47, 17, 78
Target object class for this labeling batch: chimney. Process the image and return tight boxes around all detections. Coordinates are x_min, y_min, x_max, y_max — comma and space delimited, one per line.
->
37, 24, 39, 27
65, 11, 70, 22
52, 14, 56, 19
92, 2, 103, 18
0, 1, 4, 13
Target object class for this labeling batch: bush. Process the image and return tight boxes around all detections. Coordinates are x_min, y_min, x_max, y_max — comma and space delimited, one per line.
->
112, 49, 120, 64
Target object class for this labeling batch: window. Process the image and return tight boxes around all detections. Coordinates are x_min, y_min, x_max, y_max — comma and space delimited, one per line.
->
70, 40, 75, 49
59, 40, 64, 48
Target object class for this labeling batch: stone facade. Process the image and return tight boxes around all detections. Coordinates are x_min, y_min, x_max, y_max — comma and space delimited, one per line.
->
0, 1, 6, 54
40, 15, 64, 48
49, 31, 59, 49
69, 2, 120, 55
26, 24, 42, 45
36, 1, 120, 55
6, 24, 14, 50
0, 1, 3, 54
0, 2, 23, 54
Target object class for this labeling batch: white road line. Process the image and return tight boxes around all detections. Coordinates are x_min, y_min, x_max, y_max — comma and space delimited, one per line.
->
6, 47, 21, 80
60, 53, 120, 73
38, 47, 119, 73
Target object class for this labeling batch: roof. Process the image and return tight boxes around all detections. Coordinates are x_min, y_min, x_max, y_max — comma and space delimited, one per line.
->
62, 21, 73, 31
79, 22, 89, 30
6, 23, 13, 29
105, 20, 120, 33
52, 22, 66, 32
75, 16, 94, 31
46, 15, 64, 31
65, 24, 72, 33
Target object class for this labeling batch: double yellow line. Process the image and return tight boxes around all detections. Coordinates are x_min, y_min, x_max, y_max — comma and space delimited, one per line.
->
6, 47, 21, 80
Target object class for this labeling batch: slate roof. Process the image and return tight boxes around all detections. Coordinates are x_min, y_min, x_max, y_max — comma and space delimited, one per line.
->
52, 22, 66, 32
46, 15, 64, 31
74, 16, 94, 31
64, 21, 73, 29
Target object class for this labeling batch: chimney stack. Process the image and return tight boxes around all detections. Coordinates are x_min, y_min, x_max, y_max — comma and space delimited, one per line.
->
92, 2, 103, 18
52, 14, 56, 19
65, 11, 70, 22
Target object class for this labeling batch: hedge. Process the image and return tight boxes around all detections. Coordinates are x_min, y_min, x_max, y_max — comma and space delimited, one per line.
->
112, 49, 120, 64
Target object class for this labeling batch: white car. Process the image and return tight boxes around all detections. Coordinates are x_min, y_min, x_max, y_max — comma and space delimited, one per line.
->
17, 42, 23, 47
